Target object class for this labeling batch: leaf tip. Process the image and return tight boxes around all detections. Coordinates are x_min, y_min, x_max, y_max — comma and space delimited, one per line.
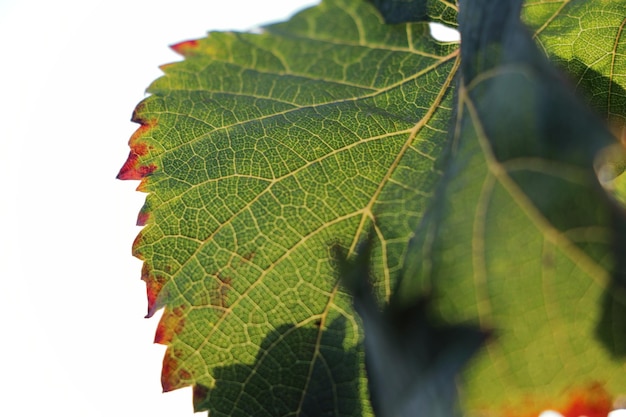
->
117, 153, 156, 181
161, 349, 193, 392
192, 384, 211, 412
141, 263, 167, 318
136, 205, 150, 226
170, 39, 199, 56
154, 305, 186, 344
117, 119, 158, 181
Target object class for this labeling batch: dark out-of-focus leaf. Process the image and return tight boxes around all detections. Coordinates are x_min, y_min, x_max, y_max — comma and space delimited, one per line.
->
367, 0, 457, 27
395, 0, 626, 414
338, 239, 487, 417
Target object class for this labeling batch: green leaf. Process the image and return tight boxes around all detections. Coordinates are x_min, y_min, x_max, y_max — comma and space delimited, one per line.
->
118, 0, 626, 415
397, 0, 626, 414
523, 0, 626, 128
119, 0, 458, 414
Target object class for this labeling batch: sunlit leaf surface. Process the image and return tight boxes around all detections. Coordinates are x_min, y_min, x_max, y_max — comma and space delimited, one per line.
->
118, 0, 626, 415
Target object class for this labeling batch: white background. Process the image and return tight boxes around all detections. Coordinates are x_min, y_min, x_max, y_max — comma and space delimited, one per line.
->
1, 1, 611, 417
0, 1, 317, 416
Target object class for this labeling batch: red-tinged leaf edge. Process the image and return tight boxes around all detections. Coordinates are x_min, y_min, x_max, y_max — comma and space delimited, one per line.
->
559, 383, 613, 417
193, 384, 211, 412
157, 306, 192, 392
170, 39, 199, 56
117, 149, 156, 180
139, 262, 168, 318
136, 205, 150, 226
162, 347, 194, 392
118, 106, 163, 314
497, 382, 614, 417
116, 118, 157, 181
154, 305, 186, 345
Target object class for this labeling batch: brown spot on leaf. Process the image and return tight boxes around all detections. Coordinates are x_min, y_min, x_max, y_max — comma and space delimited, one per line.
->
242, 252, 256, 262
209, 274, 233, 309
542, 252, 554, 268
130, 141, 148, 156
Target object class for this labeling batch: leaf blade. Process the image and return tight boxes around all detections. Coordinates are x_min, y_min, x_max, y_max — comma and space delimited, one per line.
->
395, 0, 626, 413
118, 0, 626, 415
119, 0, 460, 413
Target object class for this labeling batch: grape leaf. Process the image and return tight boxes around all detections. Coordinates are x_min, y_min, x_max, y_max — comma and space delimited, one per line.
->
119, 0, 458, 414
395, 0, 626, 415
523, 0, 626, 130
118, 0, 626, 415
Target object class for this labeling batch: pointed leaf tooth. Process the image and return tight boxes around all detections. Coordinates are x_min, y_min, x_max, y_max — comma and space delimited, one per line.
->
161, 348, 193, 392
118, 0, 626, 414
124, 0, 460, 410
136, 204, 150, 226
154, 305, 186, 344
116, 119, 158, 180
170, 39, 199, 56
116, 150, 156, 180
192, 384, 210, 412
140, 263, 167, 318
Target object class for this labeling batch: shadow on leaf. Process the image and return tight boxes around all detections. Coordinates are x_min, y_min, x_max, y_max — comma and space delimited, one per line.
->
193, 317, 365, 417
337, 238, 488, 417
541, 56, 626, 360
